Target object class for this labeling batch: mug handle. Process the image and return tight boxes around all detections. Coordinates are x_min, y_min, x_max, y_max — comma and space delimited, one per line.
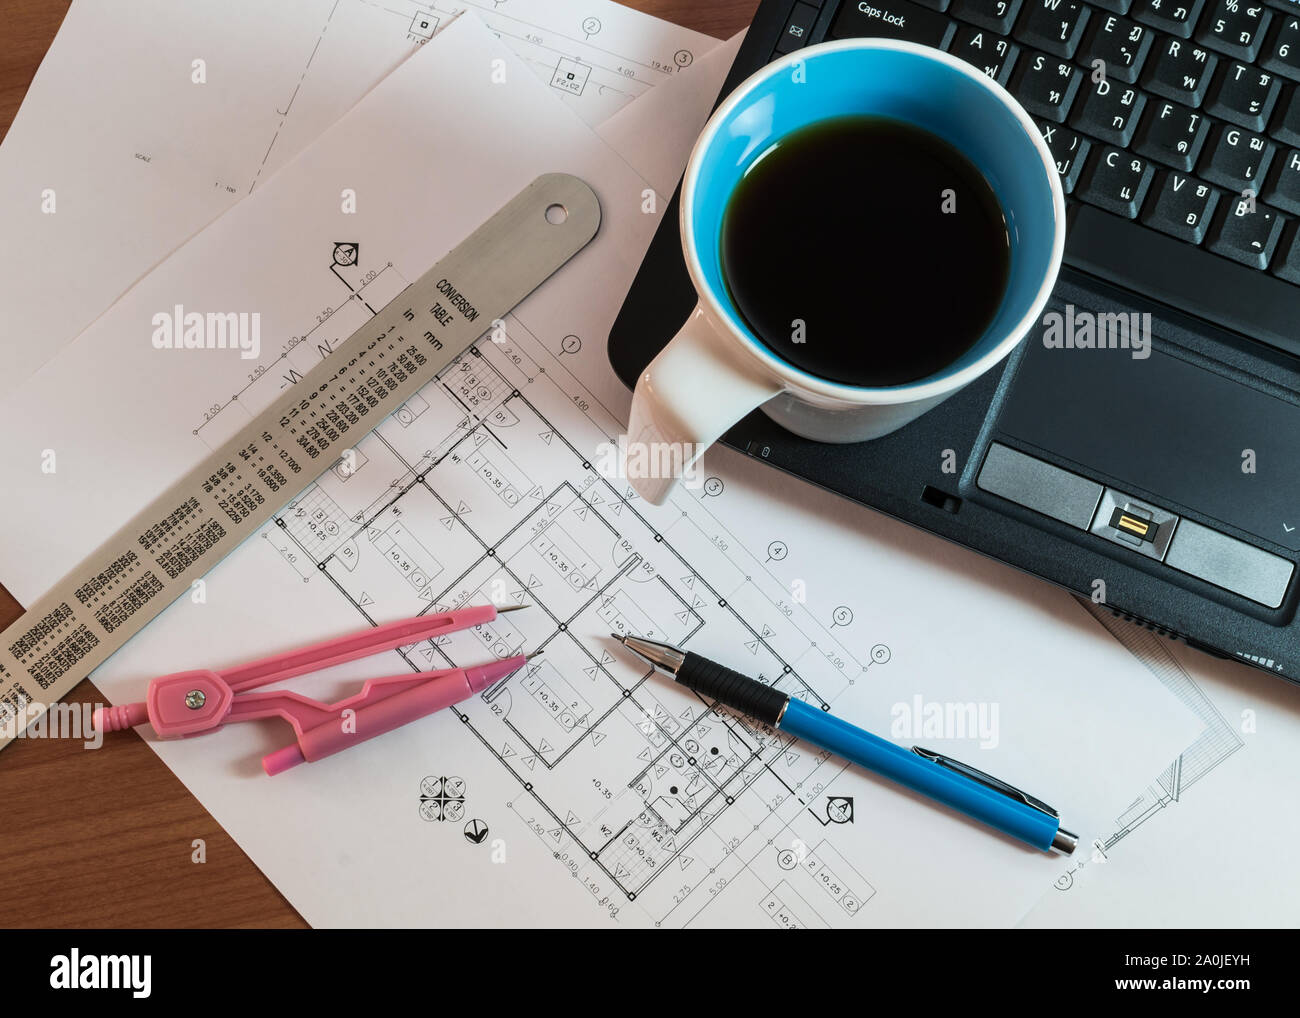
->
626, 304, 782, 504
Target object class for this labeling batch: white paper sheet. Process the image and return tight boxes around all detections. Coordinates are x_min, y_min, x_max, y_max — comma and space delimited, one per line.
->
597, 30, 746, 198
1019, 615, 1300, 927
0, 14, 1203, 927
0, 0, 717, 397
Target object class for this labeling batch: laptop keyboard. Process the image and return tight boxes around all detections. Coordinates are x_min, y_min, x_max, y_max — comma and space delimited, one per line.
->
772, 0, 1300, 351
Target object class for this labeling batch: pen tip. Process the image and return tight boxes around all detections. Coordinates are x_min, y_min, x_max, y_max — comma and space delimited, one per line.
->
525, 649, 544, 661
610, 632, 626, 643
498, 603, 528, 613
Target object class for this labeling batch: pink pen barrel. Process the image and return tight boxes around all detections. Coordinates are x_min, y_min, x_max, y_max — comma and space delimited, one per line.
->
260, 655, 528, 774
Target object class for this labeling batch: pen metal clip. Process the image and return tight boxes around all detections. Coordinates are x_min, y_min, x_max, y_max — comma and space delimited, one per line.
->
910, 746, 1059, 819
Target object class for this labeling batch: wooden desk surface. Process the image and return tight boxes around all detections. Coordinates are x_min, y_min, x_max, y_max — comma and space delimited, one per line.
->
0, 0, 758, 928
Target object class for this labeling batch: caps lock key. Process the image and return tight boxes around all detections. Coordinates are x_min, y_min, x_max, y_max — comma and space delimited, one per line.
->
831, 0, 959, 48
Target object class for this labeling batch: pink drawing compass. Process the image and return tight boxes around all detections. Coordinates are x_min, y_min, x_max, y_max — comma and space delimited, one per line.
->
92, 604, 535, 775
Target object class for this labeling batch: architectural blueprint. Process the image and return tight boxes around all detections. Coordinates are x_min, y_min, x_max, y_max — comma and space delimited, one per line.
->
267, 332, 898, 923
0, 15, 1204, 927
0, 0, 717, 396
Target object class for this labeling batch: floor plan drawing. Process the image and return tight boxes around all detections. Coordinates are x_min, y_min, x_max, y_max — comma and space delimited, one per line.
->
250, 242, 891, 926
247, 0, 713, 191
394, 0, 705, 125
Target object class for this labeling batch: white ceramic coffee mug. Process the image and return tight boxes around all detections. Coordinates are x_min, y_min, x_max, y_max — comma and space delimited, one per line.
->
625, 38, 1066, 503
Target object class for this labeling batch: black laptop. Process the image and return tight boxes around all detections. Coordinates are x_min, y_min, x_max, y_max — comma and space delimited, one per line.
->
610, 0, 1300, 679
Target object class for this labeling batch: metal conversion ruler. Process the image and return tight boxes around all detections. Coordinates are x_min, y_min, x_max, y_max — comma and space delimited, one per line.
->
0, 173, 600, 751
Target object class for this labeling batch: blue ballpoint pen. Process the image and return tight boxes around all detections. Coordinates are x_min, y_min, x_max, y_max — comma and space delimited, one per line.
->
613, 634, 1078, 855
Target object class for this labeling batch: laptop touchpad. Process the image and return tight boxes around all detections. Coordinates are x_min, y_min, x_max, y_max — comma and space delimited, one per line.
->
996, 328, 1300, 553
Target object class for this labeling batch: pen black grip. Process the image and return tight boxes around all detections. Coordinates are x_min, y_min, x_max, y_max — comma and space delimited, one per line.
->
676, 653, 787, 725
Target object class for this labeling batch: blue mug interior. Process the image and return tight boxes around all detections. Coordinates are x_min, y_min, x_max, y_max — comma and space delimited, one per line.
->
689, 42, 1060, 390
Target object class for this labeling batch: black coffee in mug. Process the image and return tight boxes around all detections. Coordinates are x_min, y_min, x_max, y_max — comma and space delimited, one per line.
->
719, 115, 1012, 388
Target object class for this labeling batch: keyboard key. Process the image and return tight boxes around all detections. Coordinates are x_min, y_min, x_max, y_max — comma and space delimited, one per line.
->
1200, 122, 1277, 188
1038, 119, 1093, 189
1207, 194, 1287, 264
829, 0, 959, 46
1271, 83, 1300, 142
1135, 99, 1212, 167
776, 2, 822, 53
1014, 0, 1091, 56
912, 0, 953, 9
951, 25, 1021, 82
951, 0, 1025, 32
1271, 219, 1300, 281
1079, 14, 1154, 81
1197, 0, 1272, 61
1132, 0, 1205, 37
1206, 62, 1282, 127
1262, 14, 1300, 81
1263, 146, 1300, 209
1077, 146, 1157, 214
1144, 37, 1218, 104
1141, 170, 1222, 239
1092, 0, 1134, 13
1013, 51, 1084, 119
1072, 79, 1148, 142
